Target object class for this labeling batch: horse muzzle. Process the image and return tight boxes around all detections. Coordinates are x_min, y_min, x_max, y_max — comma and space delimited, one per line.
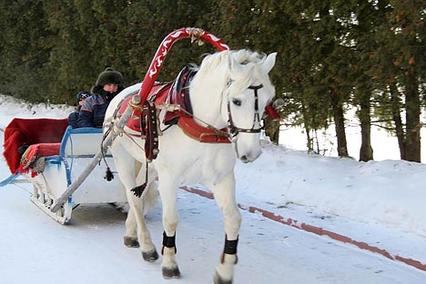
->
239, 150, 261, 163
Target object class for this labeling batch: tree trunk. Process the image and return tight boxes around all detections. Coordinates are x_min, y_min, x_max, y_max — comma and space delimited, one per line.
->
389, 83, 406, 160
301, 101, 313, 152
264, 118, 280, 145
358, 91, 373, 161
404, 67, 421, 162
314, 128, 320, 154
331, 89, 349, 157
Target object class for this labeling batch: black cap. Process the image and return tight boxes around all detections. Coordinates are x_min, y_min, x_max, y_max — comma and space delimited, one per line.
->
95, 67, 123, 87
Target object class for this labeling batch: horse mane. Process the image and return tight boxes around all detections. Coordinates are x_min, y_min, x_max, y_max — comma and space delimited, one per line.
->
195, 49, 269, 91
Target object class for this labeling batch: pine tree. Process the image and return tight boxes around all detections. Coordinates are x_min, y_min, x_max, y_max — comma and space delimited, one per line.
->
0, 0, 51, 102
343, 0, 390, 161
371, 0, 425, 162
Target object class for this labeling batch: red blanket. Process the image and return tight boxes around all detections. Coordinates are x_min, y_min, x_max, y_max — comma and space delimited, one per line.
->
3, 118, 68, 174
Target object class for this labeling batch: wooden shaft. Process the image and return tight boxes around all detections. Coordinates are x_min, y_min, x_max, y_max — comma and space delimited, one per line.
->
50, 96, 140, 213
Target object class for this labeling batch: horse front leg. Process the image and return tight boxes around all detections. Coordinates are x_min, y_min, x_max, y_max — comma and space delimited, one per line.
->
211, 172, 242, 284
157, 175, 181, 278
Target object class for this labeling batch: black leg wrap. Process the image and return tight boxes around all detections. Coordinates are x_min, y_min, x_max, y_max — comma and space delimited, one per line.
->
223, 235, 239, 255
131, 183, 147, 197
161, 231, 177, 254
221, 235, 239, 264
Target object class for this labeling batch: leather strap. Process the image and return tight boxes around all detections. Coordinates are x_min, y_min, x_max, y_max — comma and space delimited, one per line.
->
143, 101, 159, 161
178, 115, 231, 144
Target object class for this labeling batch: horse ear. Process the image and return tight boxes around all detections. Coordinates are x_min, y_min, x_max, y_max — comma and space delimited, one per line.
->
262, 52, 277, 74
229, 56, 244, 76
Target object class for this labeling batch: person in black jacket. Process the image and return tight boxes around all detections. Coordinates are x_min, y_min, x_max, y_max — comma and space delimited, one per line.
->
77, 67, 124, 128
68, 91, 90, 128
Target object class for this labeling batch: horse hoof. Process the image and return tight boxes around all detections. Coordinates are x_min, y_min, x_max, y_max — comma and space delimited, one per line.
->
214, 271, 232, 284
162, 266, 181, 279
123, 236, 139, 248
142, 249, 159, 262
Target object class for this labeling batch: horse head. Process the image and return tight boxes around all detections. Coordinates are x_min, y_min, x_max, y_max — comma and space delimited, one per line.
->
221, 50, 277, 163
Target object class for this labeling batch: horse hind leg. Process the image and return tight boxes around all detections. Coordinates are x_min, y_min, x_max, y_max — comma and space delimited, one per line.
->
211, 173, 241, 284
123, 184, 159, 248
113, 148, 158, 262
120, 160, 140, 248
133, 162, 159, 261
123, 206, 139, 248
124, 161, 158, 248
122, 160, 141, 248
126, 183, 159, 262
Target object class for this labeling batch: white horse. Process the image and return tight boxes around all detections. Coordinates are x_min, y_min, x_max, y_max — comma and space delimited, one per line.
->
104, 49, 276, 283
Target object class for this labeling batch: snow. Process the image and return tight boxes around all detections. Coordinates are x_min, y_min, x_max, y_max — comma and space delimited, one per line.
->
236, 143, 426, 236
279, 107, 426, 161
0, 95, 425, 283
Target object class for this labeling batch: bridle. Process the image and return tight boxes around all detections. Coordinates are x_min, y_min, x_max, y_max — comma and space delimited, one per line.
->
226, 84, 264, 138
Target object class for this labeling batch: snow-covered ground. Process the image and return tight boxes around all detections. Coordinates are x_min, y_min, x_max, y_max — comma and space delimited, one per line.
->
1, 95, 425, 283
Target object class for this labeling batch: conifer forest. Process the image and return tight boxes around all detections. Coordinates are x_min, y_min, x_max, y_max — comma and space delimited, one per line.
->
0, 1, 424, 162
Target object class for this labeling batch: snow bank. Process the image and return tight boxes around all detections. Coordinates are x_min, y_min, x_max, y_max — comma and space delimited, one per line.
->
236, 141, 426, 236
0, 94, 72, 129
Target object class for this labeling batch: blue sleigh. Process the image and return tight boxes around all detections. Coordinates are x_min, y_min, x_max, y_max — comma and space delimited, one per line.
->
1, 118, 126, 224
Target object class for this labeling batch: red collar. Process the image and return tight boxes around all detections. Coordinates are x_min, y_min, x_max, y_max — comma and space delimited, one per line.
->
178, 114, 231, 144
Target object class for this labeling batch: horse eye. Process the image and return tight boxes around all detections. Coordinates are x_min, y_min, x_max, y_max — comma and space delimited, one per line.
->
232, 98, 242, 106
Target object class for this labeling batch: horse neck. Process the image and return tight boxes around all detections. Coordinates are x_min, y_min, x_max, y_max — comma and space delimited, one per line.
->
189, 69, 228, 129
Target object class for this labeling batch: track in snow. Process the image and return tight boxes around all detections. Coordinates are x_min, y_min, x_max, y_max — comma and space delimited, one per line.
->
0, 185, 425, 284
182, 186, 426, 273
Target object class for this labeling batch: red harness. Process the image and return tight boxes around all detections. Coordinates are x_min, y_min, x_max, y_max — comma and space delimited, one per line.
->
119, 67, 231, 144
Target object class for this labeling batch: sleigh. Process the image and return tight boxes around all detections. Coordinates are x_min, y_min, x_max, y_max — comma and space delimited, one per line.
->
1, 118, 126, 224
